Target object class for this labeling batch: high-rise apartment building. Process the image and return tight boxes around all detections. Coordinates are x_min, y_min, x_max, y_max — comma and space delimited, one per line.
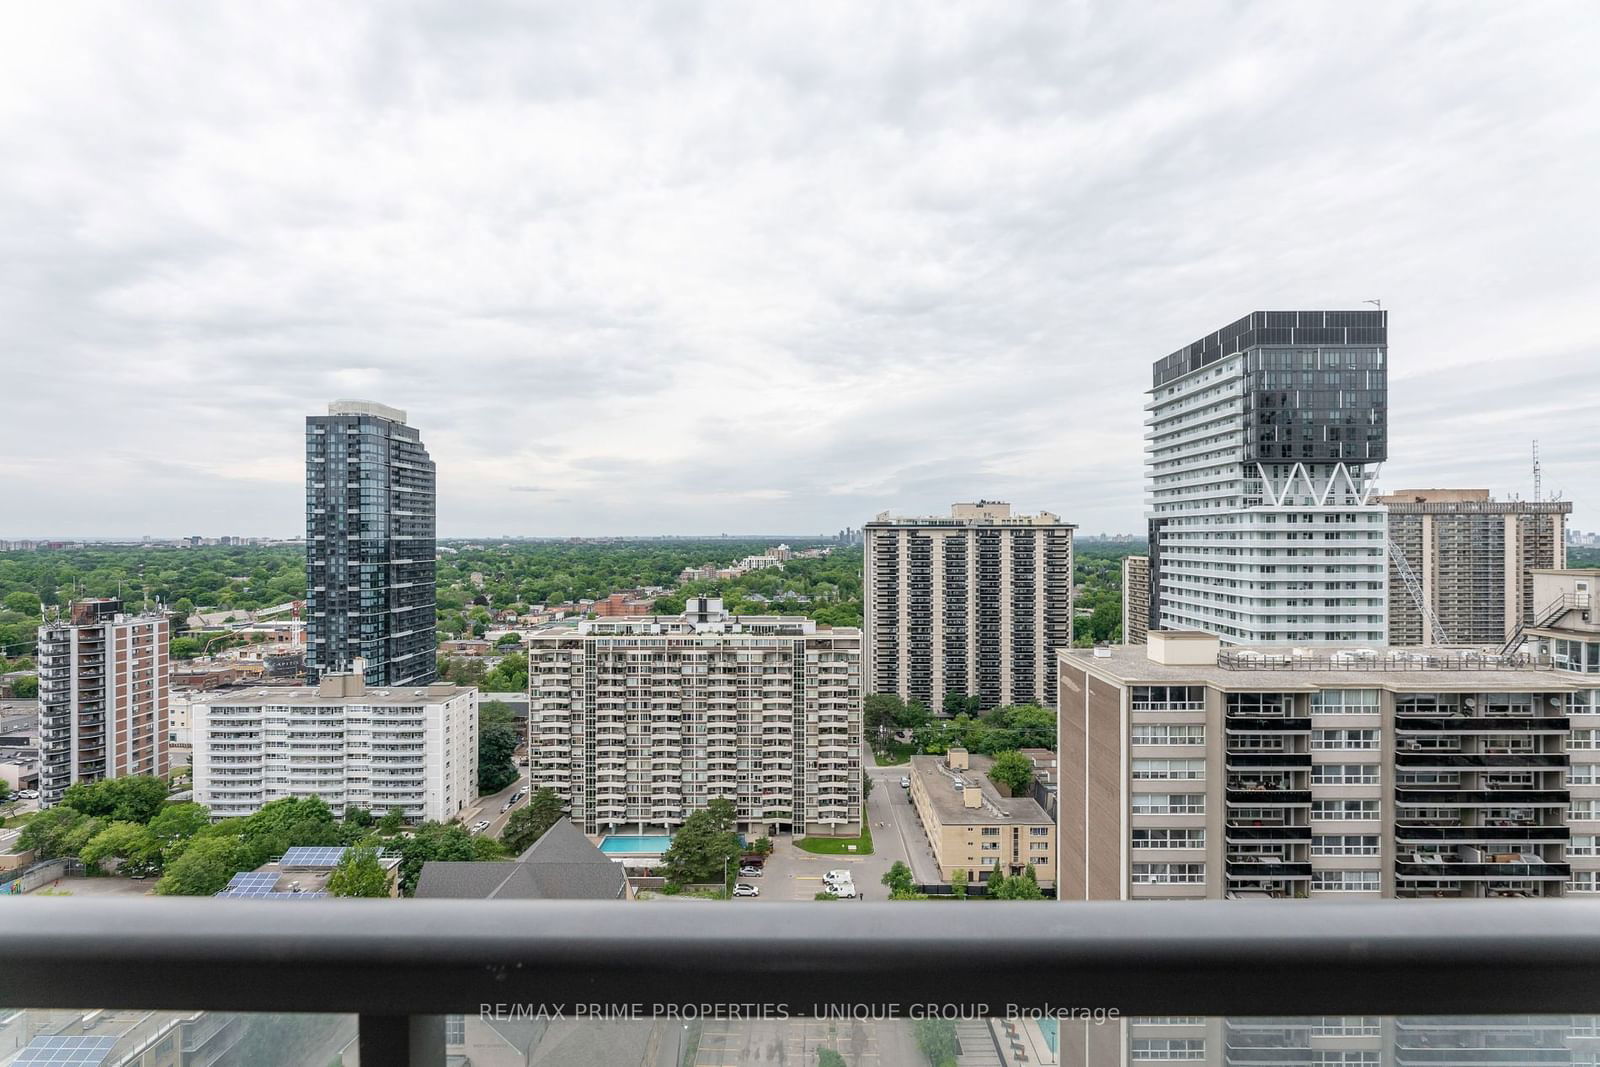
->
305, 400, 436, 686
1059, 629, 1593, 903
192, 668, 477, 822
1058, 593, 1600, 1066
1122, 555, 1150, 646
36, 599, 170, 806
864, 502, 1074, 711
1146, 311, 1389, 645
528, 598, 862, 837
1382, 489, 1572, 647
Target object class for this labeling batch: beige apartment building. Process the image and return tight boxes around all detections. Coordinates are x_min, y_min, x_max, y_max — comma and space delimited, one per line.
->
906, 749, 1055, 889
1058, 610, 1600, 1067
528, 598, 862, 837
1383, 489, 1571, 646
1059, 629, 1599, 902
36, 598, 170, 806
865, 501, 1074, 711
1121, 554, 1150, 646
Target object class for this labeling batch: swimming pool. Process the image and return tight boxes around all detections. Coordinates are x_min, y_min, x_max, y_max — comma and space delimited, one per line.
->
598, 834, 674, 855
1038, 1017, 1058, 1053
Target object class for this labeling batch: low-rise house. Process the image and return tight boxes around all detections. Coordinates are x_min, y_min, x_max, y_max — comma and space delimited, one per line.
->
414, 818, 628, 900
907, 748, 1056, 889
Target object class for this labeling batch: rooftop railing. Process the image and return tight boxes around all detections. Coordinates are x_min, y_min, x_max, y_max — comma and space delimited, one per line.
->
1218, 649, 1550, 672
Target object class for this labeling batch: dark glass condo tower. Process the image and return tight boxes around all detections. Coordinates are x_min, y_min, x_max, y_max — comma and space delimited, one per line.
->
305, 401, 437, 685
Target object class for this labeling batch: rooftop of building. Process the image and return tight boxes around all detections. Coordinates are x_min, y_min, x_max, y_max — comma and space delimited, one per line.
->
1379, 489, 1573, 514
214, 848, 402, 898
414, 818, 627, 900
1152, 309, 1387, 388
326, 399, 406, 423
1062, 631, 1585, 692
191, 674, 476, 706
908, 752, 1053, 827
540, 597, 860, 639
868, 500, 1072, 528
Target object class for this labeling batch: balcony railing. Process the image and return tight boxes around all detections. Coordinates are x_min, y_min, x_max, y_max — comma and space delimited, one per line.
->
5, 901, 1600, 1065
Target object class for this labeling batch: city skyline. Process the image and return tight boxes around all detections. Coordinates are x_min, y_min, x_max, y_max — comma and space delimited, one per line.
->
4, 5, 1598, 539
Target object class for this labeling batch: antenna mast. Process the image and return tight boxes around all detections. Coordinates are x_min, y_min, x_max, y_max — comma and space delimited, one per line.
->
1533, 440, 1542, 503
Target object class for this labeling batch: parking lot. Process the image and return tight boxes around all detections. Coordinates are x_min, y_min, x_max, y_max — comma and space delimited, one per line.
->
729, 769, 922, 902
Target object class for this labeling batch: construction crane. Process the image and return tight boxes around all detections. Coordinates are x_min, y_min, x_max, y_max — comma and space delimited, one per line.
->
1388, 536, 1450, 646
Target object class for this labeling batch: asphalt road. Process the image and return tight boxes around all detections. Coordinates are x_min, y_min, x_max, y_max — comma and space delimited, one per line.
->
466, 770, 529, 839
867, 762, 946, 887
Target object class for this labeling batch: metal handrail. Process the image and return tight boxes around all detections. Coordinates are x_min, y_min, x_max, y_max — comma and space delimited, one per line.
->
4, 900, 1600, 1017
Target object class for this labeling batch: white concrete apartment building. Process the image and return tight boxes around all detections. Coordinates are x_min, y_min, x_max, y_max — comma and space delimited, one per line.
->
192, 668, 477, 822
527, 598, 862, 837
36, 599, 170, 806
1146, 311, 1389, 645
865, 501, 1074, 711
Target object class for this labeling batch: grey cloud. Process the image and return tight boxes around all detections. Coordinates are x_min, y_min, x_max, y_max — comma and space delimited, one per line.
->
2, 2, 1597, 537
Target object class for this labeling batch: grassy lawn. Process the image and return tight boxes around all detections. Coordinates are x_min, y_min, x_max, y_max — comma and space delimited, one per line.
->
1, 810, 37, 830
796, 823, 874, 856
870, 742, 916, 766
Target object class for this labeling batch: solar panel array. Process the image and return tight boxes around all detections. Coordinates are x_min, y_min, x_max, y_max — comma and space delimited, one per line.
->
219, 871, 280, 893
279, 845, 348, 868
13, 1035, 117, 1066
215, 887, 330, 900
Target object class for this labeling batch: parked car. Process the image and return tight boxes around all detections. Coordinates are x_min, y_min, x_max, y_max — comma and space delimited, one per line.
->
828, 884, 857, 899
471, 820, 492, 834
738, 865, 763, 878
900, 776, 911, 788
732, 883, 760, 897
501, 801, 512, 814
825, 869, 852, 883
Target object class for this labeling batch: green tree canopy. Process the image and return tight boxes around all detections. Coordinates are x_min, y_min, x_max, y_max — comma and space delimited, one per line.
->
19, 805, 88, 859
2, 591, 40, 615
9, 675, 37, 698
881, 861, 915, 897
989, 864, 1044, 900
501, 788, 563, 854
379, 807, 408, 834
60, 775, 169, 824
146, 802, 211, 861
156, 834, 247, 896
80, 821, 159, 870
864, 694, 905, 742
327, 846, 392, 897
913, 1018, 959, 1067
479, 718, 520, 796
661, 798, 740, 887
987, 751, 1035, 795
393, 821, 482, 895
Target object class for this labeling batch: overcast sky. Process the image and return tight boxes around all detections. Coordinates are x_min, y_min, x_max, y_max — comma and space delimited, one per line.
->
3, 3, 1597, 539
